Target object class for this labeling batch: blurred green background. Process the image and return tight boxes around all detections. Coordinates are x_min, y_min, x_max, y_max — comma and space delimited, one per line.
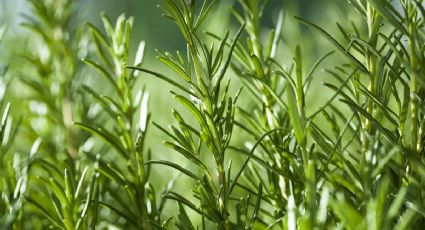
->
1, 0, 356, 121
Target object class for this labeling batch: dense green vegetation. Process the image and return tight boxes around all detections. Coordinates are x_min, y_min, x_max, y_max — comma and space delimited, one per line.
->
1, 0, 425, 229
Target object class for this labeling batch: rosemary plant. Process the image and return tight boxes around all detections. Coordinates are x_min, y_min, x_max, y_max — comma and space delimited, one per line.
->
76, 13, 168, 229
1, 0, 425, 229
293, 0, 425, 228
0, 101, 21, 228
129, 0, 263, 228
14, 0, 98, 229
0, 7, 21, 228
224, 0, 332, 227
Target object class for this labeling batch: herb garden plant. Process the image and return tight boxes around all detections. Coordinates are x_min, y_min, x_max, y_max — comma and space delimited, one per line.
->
1, 0, 425, 229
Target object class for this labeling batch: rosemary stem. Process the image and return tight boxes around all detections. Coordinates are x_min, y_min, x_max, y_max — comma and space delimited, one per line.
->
408, 4, 419, 153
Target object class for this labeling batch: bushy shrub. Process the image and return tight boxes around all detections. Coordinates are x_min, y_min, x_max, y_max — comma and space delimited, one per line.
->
1, 0, 425, 229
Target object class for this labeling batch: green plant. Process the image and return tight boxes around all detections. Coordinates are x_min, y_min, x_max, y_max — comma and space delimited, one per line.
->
2, 0, 425, 229
8, 0, 98, 228
226, 0, 323, 227
129, 0, 265, 228
0, 102, 22, 228
291, 0, 425, 228
76, 12, 169, 229
0, 7, 22, 229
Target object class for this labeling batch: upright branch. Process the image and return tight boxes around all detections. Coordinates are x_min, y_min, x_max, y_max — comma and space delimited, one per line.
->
128, 0, 264, 228
77, 13, 165, 229
406, 1, 419, 153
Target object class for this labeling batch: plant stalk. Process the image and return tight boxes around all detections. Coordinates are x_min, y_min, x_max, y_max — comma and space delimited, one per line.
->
407, 2, 419, 153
